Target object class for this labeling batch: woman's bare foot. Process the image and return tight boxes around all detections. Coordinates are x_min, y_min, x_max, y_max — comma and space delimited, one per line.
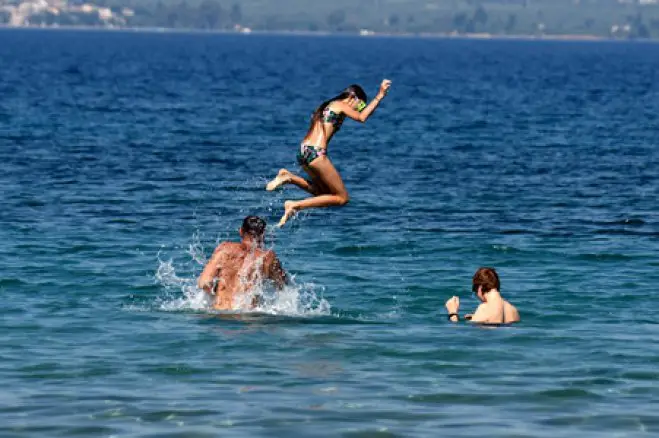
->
266, 169, 292, 191
277, 200, 298, 227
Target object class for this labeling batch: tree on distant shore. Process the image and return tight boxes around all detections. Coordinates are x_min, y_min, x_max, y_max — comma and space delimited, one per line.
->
230, 3, 242, 25
197, 0, 223, 29
327, 10, 346, 29
651, 18, 659, 32
164, 1, 193, 28
389, 13, 400, 28
452, 12, 468, 30
630, 13, 650, 38
4, 0, 659, 39
474, 5, 488, 26
505, 13, 517, 33
584, 18, 595, 30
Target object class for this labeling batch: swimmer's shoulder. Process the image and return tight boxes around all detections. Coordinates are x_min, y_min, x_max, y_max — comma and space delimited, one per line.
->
259, 249, 279, 266
504, 300, 520, 323
213, 242, 241, 257
213, 242, 230, 252
472, 302, 506, 324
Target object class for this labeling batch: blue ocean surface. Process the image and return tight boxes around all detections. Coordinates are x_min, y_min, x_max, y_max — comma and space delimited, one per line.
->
1, 29, 659, 437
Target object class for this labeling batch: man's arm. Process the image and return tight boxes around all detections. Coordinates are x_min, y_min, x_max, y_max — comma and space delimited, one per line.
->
467, 304, 491, 323
197, 244, 226, 294
445, 296, 460, 322
265, 251, 288, 290
445, 298, 486, 323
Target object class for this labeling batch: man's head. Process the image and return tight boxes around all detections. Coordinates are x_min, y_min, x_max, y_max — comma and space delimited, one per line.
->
472, 267, 500, 301
240, 216, 267, 243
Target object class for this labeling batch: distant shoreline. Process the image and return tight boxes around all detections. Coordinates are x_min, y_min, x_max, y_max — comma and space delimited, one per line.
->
1, 24, 657, 44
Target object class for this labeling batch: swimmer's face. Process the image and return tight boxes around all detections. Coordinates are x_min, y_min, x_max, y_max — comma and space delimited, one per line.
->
347, 96, 366, 112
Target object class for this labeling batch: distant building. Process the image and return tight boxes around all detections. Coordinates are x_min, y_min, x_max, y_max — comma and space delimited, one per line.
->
98, 7, 112, 21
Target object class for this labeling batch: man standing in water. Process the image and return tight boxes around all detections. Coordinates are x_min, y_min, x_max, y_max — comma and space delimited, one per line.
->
197, 216, 287, 310
445, 267, 520, 324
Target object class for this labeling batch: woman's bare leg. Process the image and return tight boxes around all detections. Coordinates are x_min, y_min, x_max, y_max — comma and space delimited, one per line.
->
278, 158, 349, 227
266, 169, 318, 194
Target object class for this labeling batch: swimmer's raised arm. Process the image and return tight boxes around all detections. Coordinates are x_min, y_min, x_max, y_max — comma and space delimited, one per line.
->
446, 298, 489, 324
446, 296, 494, 324
337, 79, 391, 123
445, 296, 460, 323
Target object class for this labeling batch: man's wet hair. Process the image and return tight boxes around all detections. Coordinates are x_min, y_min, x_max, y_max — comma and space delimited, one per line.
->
242, 216, 267, 238
472, 267, 500, 293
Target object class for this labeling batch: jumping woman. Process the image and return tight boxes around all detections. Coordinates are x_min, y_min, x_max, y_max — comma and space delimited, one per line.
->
266, 79, 392, 227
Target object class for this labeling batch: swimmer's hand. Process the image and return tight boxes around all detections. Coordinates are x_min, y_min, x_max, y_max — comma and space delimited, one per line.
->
445, 296, 460, 314
445, 296, 460, 322
378, 79, 391, 99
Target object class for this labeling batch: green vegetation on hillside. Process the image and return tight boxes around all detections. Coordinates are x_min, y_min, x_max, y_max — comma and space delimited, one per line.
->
2, 0, 659, 39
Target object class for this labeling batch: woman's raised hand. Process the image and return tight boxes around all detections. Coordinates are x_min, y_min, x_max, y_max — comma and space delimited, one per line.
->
378, 79, 392, 98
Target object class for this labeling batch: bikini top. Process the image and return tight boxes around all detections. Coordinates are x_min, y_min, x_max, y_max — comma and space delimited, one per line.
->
322, 106, 345, 130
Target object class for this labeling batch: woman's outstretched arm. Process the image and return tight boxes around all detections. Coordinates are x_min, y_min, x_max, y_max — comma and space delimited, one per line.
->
338, 79, 391, 123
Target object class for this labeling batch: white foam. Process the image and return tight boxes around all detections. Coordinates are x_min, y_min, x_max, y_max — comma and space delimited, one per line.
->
153, 241, 331, 317
154, 256, 210, 311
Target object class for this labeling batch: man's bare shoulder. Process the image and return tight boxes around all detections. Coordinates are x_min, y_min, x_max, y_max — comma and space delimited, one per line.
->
262, 249, 277, 259
208, 242, 243, 264
260, 249, 286, 287
469, 302, 495, 323
504, 300, 520, 322
265, 250, 285, 267
213, 242, 241, 254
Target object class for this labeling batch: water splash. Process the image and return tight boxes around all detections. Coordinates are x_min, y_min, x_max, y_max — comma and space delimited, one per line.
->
250, 277, 332, 316
153, 238, 331, 317
154, 257, 209, 311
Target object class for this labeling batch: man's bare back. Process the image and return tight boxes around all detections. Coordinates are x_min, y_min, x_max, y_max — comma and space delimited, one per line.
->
468, 298, 520, 324
446, 267, 521, 325
197, 217, 287, 311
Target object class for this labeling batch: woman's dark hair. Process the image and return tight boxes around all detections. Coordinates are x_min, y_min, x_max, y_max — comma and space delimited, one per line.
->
304, 84, 367, 139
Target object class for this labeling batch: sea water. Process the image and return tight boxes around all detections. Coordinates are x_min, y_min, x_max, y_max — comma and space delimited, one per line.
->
1, 29, 659, 437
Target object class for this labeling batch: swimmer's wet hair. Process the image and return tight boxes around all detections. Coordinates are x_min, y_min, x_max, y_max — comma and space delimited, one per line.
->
242, 216, 267, 238
472, 267, 500, 293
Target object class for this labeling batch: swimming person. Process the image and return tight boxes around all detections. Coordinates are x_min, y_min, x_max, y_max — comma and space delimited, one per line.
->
445, 267, 520, 324
197, 216, 287, 310
266, 80, 392, 227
